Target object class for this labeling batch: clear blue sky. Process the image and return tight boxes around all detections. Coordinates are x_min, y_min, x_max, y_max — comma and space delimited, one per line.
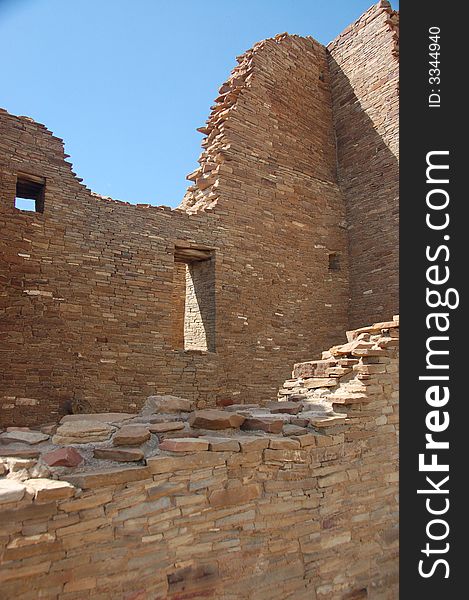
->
0, 0, 398, 208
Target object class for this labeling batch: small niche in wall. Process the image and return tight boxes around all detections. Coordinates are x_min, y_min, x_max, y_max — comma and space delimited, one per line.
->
328, 252, 341, 272
15, 173, 45, 213
172, 246, 216, 352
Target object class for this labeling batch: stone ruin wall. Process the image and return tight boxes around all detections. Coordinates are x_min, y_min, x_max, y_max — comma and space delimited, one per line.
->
0, 34, 350, 426
0, 317, 399, 599
328, 2, 399, 328
0, 3, 399, 596
0, 1, 399, 428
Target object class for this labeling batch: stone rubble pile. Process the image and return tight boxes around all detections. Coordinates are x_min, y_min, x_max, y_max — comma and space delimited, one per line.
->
278, 315, 399, 425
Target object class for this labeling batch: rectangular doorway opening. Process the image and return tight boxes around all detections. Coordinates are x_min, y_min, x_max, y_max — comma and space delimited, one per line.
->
173, 246, 215, 352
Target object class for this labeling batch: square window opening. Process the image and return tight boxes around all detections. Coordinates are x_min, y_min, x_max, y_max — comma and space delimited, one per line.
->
328, 252, 341, 272
15, 173, 45, 213
172, 247, 215, 352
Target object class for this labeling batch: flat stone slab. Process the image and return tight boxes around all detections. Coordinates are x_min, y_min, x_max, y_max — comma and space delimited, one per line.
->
113, 425, 150, 446
288, 394, 309, 402
303, 378, 337, 389
0, 448, 40, 459
63, 465, 151, 490
159, 438, 209, 452
283, 424, 310, 436
0, 431, 50, 445
300, 410, 335, 420
7, 457, 37, 471
241, 417, 284, 434
198, 436, 241, 452
265, 401, 302, 415
189, 409, 245, 430
269, 437, 301, 450
148, 422, 185, 433
142, 395, 194, 415
94, 447, 144, 462
53, 420, 115, 444
0, 480, 26, 505
209, 483, 260, 507
60, 413, 135, 425
25, 478, 75, 502
42, 447, 84, 467
224, 404, 260, 412
216, 398, 235, 407
246, 411, 291, 421
310, 415, 347, 428
154, 429, 195, 441
290, 417, 310, 427
40, 423, 58, 435
237, 436, 270, 452
5, 427, 31, 432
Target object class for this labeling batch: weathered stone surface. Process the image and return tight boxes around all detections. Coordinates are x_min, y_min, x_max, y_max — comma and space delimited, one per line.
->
0, 480, 26, 504
94, 447, 144, 462
283, 424, 310, 436
310, 415, 346, 428
25, 478, 75, 502
237, 436, 270, 452
189, 409, 245, 430
266, 401, 302, 415
241, 417, 284, 434
292, 359, 336, 379
216, 398, 235, 407
0, 448, 40, 459
40, 423, 58, 436
148, 421, 185, 433
5, 427, 31, 432
288, 394, 308, 402
291, 433, 319, 447
0, 431, 50, 445
63, 466, 152, 489
60, 413, 135, 425
146, 482, 186, 500
303, 378, 337, 389
159, 438, 209, 452
224, 404, 260, 412
155, 429, 196, 441
147, 451, 227, 474
142, 395, 194, 415
209, 483, 261, 507
198, 436, 241, 452
7, 456, 37, 472
52, 421, 115, 444
264, 448, 307, 463
42, 447, 84, 467
290, 417, 310, 427
269, 437, 301, 450
113, 425, 150, 446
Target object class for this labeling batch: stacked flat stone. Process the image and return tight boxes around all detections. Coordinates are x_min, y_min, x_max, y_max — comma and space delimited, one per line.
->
0, 0, 402, 427
0, 316, 399, 598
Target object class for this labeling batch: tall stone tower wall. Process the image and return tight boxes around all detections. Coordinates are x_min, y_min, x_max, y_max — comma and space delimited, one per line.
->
328, 1, 399, 328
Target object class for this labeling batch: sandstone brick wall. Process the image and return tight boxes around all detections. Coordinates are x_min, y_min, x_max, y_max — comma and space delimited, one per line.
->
183, 258, 216, 352
0, 318, 399, 599
0, 33, 351, 426
328, 1, 399, 328
0, 2, 399, 426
